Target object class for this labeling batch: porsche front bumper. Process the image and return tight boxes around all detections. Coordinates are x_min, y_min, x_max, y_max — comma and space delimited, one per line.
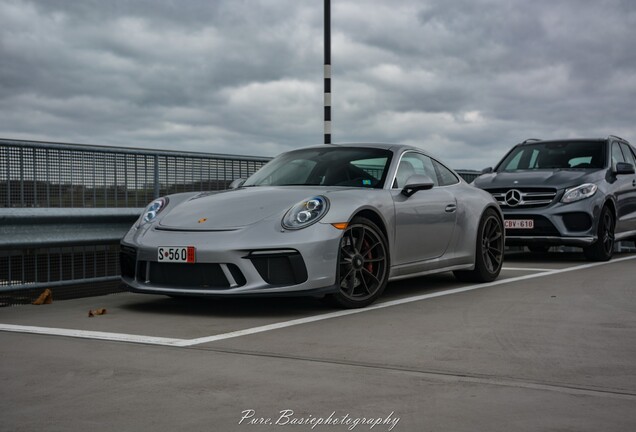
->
120, 221, 343, 297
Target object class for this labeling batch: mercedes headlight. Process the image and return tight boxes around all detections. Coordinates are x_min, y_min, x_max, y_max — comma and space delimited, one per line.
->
282, 196, 330, 230
561, 184, 597, 203
141, 197, 168, 224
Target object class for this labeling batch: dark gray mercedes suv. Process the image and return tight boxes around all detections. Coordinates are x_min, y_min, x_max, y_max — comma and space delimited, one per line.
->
474, 136, 636, 261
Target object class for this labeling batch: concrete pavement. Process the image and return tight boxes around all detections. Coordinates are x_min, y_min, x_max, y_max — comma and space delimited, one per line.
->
1, 252, 635, 432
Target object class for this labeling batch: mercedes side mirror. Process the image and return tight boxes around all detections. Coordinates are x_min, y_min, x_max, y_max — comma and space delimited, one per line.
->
615, 162, 635, 175
481, 167, 493, 174
401, 175, 435, 197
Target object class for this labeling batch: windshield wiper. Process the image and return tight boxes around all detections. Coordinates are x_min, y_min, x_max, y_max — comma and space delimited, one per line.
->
276, 183, 322, 186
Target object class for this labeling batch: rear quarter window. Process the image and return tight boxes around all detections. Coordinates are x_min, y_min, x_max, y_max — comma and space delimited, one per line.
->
432, 159, 459, 186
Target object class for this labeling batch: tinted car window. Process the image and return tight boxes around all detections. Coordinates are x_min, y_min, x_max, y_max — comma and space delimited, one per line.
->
498, 141, 606, 171
394, 153, 439, 188
612, 142, 626, 165
432, 159, 459, 186
619, 143, 636, 167
244, 147, 392, 188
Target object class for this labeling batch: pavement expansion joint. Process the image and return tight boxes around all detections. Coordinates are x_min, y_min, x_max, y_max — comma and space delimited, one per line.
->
184, 344, 636, 401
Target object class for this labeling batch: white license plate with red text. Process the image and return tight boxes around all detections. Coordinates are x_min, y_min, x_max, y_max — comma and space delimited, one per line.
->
504, 219, 534, 230
158, 246, 196, 263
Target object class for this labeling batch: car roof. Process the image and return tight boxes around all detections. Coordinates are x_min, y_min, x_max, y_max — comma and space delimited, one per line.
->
516, 137, 631, 147
517, 138, 604, 146
288, 142, 432, 155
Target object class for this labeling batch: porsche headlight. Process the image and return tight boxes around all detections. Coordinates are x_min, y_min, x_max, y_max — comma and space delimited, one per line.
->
282, 196, 330, 230
561, 184, 598, 203
141, 197, 168, 224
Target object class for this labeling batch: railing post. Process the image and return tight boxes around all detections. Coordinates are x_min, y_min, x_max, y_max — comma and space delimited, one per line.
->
5, 147, 10, 207
324, 0, 331, 144
19, 148, 24, 207
153, 155, 160, 199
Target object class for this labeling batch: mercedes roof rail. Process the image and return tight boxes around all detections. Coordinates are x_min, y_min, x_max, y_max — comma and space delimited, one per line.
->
608, 135, 629, 143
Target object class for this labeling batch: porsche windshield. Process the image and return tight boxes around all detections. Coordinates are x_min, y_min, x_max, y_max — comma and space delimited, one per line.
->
497, 141, 606, 172
243, 147, 393, 188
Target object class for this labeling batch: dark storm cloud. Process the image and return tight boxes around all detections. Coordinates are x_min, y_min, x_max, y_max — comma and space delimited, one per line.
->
1, 0, 635, 168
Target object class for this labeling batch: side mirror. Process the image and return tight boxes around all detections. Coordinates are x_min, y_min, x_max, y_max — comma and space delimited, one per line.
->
481, 167, 493, 174
401, 174, 435, 197
615, 162, 635, 175
228, 178, 247, 189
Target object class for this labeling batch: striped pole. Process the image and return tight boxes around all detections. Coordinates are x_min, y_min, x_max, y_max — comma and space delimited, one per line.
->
324, 0, 331, 144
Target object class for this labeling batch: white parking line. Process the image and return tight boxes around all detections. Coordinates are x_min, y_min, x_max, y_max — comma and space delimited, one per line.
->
1, 255, 635, 347
503, 267, 554, 272
0, 324, 185, 346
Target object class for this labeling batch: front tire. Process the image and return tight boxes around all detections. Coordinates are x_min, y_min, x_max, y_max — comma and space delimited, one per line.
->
584, 206, 615, 261
454, 208, 504, 283
326, 217, 389, 308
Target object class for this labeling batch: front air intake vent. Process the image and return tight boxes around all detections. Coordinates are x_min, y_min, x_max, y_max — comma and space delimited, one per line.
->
248, 251, 308, 285
139, 262, 246, 289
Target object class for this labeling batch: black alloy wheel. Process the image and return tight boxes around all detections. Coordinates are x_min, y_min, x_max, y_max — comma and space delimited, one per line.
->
454, 208, 504, 282
327, 217, 389, 308
584, 206, 615, 262
480, 213, 505, 274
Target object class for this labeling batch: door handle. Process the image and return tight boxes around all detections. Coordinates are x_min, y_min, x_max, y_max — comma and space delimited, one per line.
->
445, 204, 457, 213
632, 179, 636, 187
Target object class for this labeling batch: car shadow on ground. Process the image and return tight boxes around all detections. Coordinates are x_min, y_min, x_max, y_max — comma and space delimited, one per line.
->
120, 294, 331, 318
382, 272, 460, 300
504, 241, 636, 263
120, 274, 456, 318
504, 250, 588, 263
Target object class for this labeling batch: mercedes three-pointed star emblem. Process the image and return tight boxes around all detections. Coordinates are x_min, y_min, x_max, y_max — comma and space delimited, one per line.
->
504, 189, 523, 207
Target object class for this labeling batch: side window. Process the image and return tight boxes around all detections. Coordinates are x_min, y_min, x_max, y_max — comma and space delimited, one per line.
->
394, 153, 439, 188
432, 159, 459, 186
528, 149, 540, 168
503, 151, 523, 170
619, 143, 636, 168
612, 142, 626, 166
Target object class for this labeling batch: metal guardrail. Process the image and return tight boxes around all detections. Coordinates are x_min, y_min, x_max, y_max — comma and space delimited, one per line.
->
0, 138, 270, 208
0, 139, 270, 302
0, 208, 141, 248
0, 208, 141, 294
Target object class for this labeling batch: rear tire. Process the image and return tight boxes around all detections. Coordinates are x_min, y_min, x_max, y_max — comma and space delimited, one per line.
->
583, 206, 615, 261
325, 217, 389, 308
454, 208, 504, 283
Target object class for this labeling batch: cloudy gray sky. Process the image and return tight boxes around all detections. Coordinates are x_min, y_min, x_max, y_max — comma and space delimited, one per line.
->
1, 0, 635, 169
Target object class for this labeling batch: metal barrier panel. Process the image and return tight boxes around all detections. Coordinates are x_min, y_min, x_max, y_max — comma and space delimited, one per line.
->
0, 139, 270, 304
0, 245, 120, 292
0, 139, 269, 208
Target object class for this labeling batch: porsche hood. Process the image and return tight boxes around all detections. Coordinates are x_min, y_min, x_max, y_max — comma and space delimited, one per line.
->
157, 187, 330, 230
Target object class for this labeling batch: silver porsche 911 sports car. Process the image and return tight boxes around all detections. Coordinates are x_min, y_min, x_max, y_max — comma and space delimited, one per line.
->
120, 144, 504, 308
